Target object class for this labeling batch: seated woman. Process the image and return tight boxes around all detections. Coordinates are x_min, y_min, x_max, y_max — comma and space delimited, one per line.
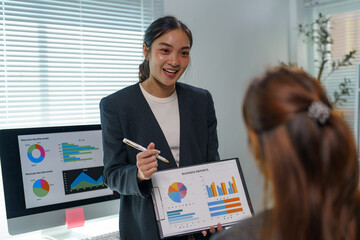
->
211, 66, 360, 240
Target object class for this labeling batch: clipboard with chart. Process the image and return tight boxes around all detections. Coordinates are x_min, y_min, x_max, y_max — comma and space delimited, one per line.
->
151, 158, 254, 239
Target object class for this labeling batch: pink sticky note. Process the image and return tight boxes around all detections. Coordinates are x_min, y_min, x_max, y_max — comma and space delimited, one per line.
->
65, 207, 85, 229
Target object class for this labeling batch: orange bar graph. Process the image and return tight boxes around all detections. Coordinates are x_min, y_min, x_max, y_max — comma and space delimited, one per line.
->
224, 197, 240, 203
232, 177, 238, 193
227, 208, 243, 214
211, 182, 217, 196
206, 177, 239, 197
231, 183, 235, 193
221, 183, 228, 195
225, 202, 242, 209
225, 183, 229, 194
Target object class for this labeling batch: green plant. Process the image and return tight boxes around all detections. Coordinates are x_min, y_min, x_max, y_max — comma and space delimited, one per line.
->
296, 13, 356, 106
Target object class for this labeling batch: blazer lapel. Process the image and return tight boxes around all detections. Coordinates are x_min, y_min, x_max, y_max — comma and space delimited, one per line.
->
134, 84, 178, 169
177, 83, 194, 167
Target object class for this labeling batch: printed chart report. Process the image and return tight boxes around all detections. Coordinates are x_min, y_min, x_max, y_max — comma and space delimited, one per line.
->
151, 158, 253, 239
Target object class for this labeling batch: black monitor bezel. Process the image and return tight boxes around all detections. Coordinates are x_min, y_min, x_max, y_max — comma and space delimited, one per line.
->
0, 124, 119, 219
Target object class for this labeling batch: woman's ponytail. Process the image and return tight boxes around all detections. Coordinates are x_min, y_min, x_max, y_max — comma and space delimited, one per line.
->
242, 66, 360, 240
139, 59, 150, 82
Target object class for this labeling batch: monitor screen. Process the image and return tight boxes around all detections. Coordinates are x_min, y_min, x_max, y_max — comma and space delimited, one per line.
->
0, 124, 119, 235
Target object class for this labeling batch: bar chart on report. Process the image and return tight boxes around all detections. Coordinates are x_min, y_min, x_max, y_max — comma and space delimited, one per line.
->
151, 159, 253, 238
203, 173, 248, 221
206, 176, 238, 197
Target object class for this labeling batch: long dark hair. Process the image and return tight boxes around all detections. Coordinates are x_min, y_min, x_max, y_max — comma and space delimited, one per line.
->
243, 66, 360, 240
138, 16, 193, 82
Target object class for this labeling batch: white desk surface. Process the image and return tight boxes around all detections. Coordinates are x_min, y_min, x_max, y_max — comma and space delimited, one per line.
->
2, 214, 118, 240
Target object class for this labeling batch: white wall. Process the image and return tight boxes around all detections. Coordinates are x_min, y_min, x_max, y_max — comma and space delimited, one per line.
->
164, 0, 291, 212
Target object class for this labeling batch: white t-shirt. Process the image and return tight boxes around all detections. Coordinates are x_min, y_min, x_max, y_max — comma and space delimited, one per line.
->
139, 84, 180, 167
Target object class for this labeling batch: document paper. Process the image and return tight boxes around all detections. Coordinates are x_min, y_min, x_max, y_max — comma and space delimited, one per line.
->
151, 158, 253, 238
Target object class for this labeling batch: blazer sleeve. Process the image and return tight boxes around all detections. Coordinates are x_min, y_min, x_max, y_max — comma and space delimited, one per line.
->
206, 90, 220, 162
99, 96, 151, 198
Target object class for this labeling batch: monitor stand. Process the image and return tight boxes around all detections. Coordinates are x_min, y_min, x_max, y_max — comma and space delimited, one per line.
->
41, 225, 83, 240
41, 215, 118, 240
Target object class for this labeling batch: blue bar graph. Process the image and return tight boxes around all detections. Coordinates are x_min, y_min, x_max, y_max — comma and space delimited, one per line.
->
210, 210, 230, 217
217, 186, 224, 195
206, 176, 238, 198
209, 205, 227, 211
206, 186, 213, 197
62, 142, 99, 162
208, 199, 227, 206
228, 182, 233, 194
206, 177, 238, 198
207, 197, 243, 217
167, 209, 198, 224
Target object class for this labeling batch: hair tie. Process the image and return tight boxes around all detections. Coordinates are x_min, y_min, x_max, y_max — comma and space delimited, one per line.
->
308, 101, 331, 124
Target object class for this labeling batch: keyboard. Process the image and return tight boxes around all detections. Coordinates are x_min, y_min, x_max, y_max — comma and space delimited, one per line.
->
81, 230, 120, 240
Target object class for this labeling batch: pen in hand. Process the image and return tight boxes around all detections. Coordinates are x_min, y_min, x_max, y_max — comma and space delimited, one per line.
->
123, 138, 169, 163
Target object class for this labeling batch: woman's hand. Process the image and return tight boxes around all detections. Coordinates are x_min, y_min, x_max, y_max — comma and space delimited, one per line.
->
201, 223, 223, 237
136, 142, 159, 181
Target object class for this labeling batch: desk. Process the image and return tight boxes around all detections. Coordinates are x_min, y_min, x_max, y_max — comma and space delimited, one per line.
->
2, 215, 118, 240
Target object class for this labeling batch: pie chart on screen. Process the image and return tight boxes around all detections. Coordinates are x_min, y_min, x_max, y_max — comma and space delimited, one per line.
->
27, 144, 45, 163
33, 179, 50, 197
168, 182, 187, 203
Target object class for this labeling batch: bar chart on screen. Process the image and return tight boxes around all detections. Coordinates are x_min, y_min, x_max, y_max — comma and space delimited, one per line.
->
60, 140, 99, 163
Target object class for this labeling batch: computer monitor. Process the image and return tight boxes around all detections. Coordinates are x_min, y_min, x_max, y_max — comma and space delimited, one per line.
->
0, 124, 120, 235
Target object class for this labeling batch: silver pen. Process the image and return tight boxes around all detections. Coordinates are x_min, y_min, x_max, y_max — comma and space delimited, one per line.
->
123, 138, 169, 163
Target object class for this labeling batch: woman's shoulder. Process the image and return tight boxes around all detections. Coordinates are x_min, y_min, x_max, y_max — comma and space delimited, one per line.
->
211, 210, 271, 240
176, 82, 211, 98
101, 83, 140, 104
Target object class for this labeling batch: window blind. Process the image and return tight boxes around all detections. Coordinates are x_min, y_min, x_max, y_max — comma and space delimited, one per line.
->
308, 0, 360, 140
0, 1, 163, 238
0, 0, 163, 129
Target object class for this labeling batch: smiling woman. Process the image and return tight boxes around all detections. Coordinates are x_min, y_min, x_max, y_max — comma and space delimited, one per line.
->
99, 16, 221, 240
141, 28, 191, 97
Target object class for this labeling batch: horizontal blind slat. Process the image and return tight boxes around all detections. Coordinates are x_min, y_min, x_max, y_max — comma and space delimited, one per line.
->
1, 0, 163, 130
